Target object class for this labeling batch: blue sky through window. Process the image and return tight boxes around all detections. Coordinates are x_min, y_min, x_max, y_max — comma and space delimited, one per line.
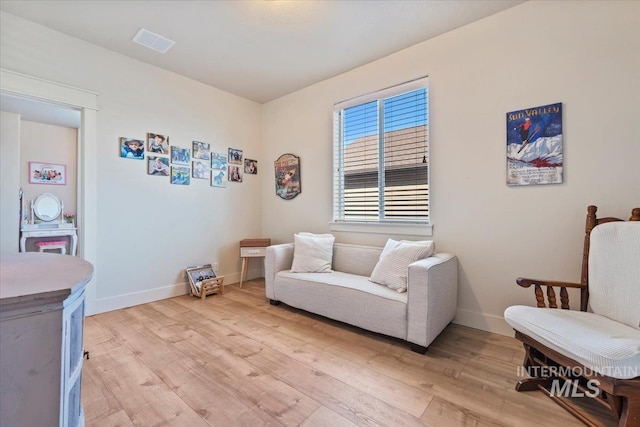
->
343, 88, 427, 145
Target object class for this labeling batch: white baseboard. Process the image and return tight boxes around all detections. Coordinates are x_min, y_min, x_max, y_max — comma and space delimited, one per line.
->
223, 267, 263, 285
90, 282, 189, 315
88, 267, 265, 315
453, 308, 513, 336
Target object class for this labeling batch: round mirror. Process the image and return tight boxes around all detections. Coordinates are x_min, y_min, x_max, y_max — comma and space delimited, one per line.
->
33, 193, 61, 221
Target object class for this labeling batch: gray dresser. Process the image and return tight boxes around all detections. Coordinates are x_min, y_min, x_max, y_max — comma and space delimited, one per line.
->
0, 253, 94, 427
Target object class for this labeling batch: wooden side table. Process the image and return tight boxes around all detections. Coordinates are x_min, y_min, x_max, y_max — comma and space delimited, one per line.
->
239, 238, 271, 288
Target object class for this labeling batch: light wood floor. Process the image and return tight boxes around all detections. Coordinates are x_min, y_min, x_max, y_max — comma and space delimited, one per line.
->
82, 279, 588, 427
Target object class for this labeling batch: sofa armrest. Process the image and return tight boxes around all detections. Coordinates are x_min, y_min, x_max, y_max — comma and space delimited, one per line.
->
265, 243, 294, 300
406, 253, 458, 349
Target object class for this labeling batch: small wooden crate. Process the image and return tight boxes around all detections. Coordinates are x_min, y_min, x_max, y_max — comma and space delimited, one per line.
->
189, 276, 224, 300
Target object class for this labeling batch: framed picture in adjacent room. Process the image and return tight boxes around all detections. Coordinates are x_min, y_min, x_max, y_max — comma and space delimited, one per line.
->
29, 162, 67, 185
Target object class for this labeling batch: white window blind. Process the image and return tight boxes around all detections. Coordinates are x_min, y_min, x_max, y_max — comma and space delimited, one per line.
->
333, 78, 429, 224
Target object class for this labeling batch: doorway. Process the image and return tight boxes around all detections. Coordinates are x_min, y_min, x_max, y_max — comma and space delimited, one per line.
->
2, 94, 80, 253
0, 68, 99, 314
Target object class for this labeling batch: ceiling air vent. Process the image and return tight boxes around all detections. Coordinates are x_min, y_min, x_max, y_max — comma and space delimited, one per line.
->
132, 28, 175, 54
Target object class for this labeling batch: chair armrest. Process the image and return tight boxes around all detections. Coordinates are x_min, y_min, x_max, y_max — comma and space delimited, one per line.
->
516, 277, 584, 289
265, 243, 294, 300
407, 253, 458, 348
516, 277, 584, 310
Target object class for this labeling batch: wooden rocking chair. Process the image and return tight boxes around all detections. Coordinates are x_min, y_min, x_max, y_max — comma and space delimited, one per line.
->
505, 206, 640, 427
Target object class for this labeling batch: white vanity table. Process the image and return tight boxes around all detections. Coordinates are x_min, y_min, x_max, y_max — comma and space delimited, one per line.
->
20, 193, 77, 256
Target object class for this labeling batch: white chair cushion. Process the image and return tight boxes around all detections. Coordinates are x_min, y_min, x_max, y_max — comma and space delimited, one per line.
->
588, 222, 640, 329
504, 305, 640, 379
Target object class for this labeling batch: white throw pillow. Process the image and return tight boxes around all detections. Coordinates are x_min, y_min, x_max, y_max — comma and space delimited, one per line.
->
401, 240, 435, 252
290, 233, 335, 273
370, 239, 434, 292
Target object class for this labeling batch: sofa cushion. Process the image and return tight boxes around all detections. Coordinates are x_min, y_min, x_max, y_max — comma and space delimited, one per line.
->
504, 305, 640, 379
332, 244, 383, 277
290, 233, 335, 273
274, 270, 408, 339
370, 239, 434, 292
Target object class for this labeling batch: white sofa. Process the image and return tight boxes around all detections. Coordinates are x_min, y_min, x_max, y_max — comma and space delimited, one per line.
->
265, 242, 458, 353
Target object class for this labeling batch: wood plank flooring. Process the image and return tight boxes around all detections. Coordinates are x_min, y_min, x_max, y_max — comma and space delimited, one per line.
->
82, 279, 591, 427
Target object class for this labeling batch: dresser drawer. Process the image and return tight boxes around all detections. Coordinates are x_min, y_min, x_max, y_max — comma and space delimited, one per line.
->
28, 230, 55, 237
240, 247, 267, 257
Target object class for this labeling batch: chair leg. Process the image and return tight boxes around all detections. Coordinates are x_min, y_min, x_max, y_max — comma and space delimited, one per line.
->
620, 396, 640, 427
515, 377, 555, 392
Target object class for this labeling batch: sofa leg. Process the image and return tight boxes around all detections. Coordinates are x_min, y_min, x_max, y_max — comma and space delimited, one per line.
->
410, 343, 428, 354
269, 299, 281, 306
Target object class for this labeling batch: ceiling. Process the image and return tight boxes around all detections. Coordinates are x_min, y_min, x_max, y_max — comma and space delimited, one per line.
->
0, 0, 524, 104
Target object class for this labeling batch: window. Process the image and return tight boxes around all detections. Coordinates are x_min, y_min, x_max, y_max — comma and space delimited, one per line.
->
333, 78, 429, 227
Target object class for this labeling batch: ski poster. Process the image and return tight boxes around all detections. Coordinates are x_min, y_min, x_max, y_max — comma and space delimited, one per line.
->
506, 102, 563, 186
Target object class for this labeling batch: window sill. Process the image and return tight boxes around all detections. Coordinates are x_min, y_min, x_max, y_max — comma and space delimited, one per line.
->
329, 221, 433, 237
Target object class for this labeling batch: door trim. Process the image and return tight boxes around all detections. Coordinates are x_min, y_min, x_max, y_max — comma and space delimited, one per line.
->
1, 68, 99, 315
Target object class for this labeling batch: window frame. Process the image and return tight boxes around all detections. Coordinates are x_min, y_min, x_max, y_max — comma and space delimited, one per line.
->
330, 77, 432, 236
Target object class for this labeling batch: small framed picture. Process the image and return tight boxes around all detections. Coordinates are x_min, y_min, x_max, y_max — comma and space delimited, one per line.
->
211, 153, 227, 188
192, 141, 210, 160
228, 147, 243, 165
171, 146, 190, 165
228, 165, 242, 183
147, 133, 169, 154
147, 156, 170, 176
244, 159, 258, 175
29, 162, 67, 185
120, 137, 145, 160
171, 165, 190, 185
192, 160, 210, 179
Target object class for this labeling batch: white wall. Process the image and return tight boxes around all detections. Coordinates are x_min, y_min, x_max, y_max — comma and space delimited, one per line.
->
262, 1, 640, 334
18, 121, 78, 252
0, 111, 21, 254
2, 2, 638, 331
1, 11, 263, 312
20, 121, 78, 219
